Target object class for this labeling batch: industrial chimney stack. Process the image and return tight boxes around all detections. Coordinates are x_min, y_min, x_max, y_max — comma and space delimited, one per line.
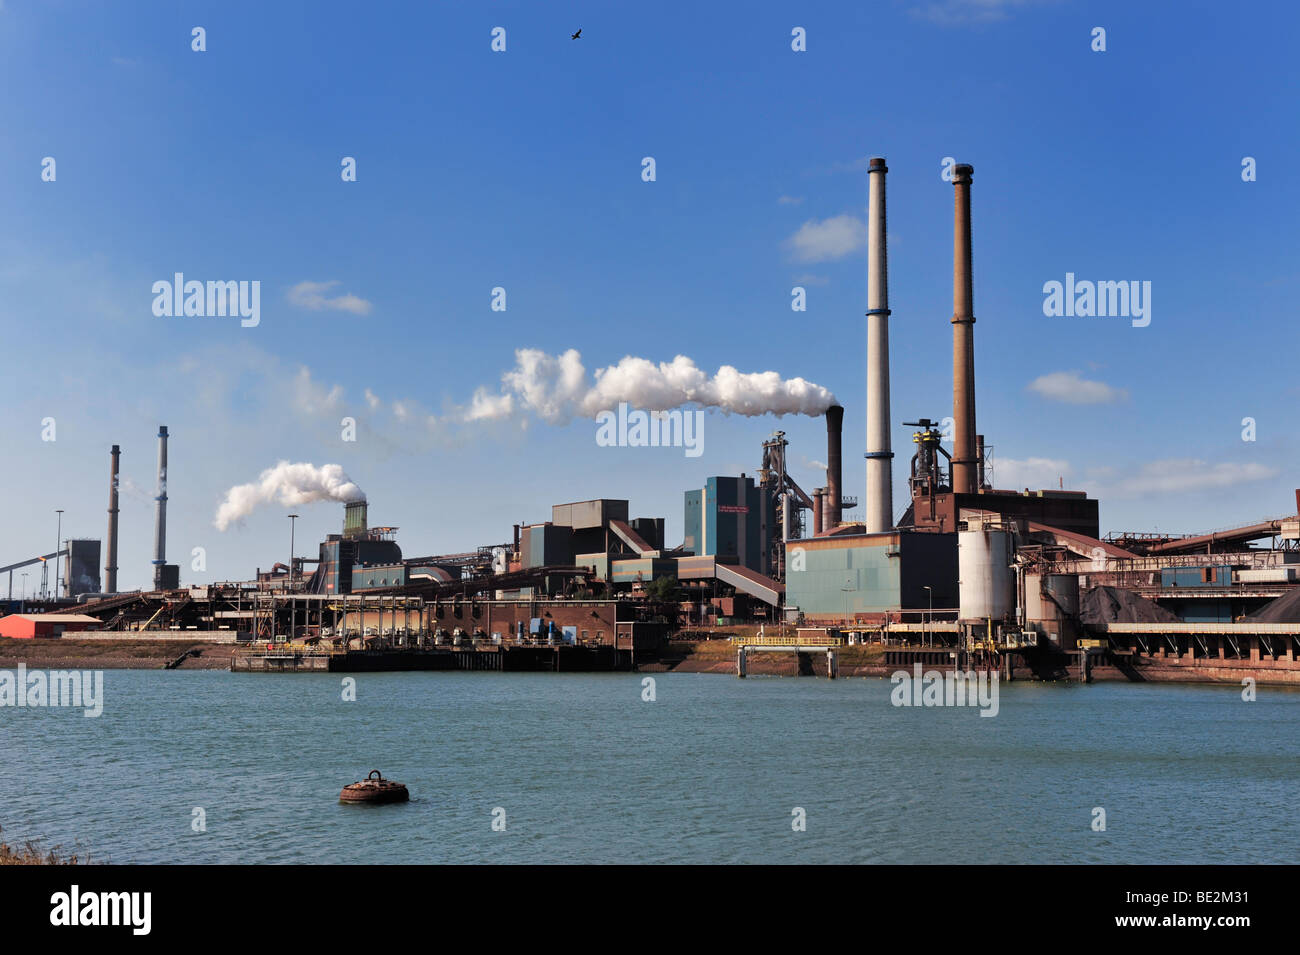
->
152, 426, 168, 590
825, 404, 844, 528
865, 156, 894, 532
106, 444, 120, 594
950, 163, 978, 496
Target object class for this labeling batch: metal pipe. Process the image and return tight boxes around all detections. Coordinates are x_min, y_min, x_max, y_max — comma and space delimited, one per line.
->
951, 163, 978, 495
152, 426, 168, 590
825, 404, 844, 528
106, 445, 120, 593
865, 155, 894, 532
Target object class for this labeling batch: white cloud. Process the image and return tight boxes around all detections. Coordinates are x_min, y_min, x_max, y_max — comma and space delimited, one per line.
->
829, 157, 871, 174
995, 457, 1071, 491
995, 454, 1277, 499
1099, 459, 1279, 498
783, 215, 866, 264
778, 195, 804, 205
287, 280, 373, 315
912, 0, 1046, 26
290, 366, 343, 415
1027, 370, 1128, 405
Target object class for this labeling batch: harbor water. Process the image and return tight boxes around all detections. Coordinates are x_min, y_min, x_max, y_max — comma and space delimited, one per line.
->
2, 671, 1297, 864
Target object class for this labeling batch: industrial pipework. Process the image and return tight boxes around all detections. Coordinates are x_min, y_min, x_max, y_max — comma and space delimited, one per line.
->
152, 426, 168, 590
950, 163, 978, 495
864, 156, 894, 532
106, 444, 120, 594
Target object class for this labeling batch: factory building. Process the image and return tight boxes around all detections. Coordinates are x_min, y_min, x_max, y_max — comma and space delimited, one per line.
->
0, 612, 101, 639
683, 476, 772, 574
63, 539, 102, 598
514, 499, 666, 595
784, 157, 1118, 633
312, 501, 405, 594
783, 531, 958, 623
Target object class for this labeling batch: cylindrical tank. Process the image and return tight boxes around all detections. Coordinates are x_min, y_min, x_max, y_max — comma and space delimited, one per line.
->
1026, 573, 1079, 646
958, 522, 1014, 621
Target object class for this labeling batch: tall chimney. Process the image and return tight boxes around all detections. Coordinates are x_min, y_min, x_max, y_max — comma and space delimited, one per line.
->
825, 404, 844, 527
951, 163, 978, 495
865, 156, 894, 532
812, 488, 825, 536
152, 426, 168, 590
106, 444, 120, 593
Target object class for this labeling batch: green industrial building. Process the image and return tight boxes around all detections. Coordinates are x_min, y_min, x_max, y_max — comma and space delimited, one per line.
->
783, 530, 958, 623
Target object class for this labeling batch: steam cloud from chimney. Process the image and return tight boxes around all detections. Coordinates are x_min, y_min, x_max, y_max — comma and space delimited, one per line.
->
214, 462, 364, 530
464, 349, 838, 425
462, 348, 837, 423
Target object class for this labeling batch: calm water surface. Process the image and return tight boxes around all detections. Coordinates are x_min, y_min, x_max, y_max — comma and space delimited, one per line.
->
2, 671, 1297, 863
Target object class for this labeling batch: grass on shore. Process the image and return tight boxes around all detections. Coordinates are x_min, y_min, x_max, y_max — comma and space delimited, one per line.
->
0, 827, 84, 865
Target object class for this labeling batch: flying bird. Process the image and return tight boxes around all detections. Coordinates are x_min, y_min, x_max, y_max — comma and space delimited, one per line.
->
571, 29, 582, 40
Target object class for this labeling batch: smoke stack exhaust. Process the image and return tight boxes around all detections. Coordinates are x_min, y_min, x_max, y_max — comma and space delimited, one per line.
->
812, 488, 825, 536
825, 404, 844, 528
152, 426, 168, 590
951, 163, 978, 495
865, 156, 894, 532
106, 444, 120, 594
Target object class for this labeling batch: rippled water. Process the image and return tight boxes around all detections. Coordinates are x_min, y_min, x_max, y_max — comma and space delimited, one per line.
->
2, 670, 1297, 863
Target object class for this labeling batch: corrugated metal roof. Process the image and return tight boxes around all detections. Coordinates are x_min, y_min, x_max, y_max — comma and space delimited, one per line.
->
1, 613, 101, 623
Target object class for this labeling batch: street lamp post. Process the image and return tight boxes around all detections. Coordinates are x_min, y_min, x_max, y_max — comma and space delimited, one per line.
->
21, 573, 29, 601
55, 509, 64, 600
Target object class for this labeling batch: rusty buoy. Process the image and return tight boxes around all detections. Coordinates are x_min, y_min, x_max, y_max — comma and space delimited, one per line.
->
339, 770, 409, 805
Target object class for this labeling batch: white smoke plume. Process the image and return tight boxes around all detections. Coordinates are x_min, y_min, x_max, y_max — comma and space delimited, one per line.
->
465, 349, 838, 424
214, 461, 364, 531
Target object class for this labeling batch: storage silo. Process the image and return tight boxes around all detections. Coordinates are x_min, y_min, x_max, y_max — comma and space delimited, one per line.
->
1025, 573, 1080, 647
958, 519, 1014, 622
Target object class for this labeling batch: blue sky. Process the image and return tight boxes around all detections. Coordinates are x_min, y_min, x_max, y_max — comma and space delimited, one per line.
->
1, 0, 1297, 592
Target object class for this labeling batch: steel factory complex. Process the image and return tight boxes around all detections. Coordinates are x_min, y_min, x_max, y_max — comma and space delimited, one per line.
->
5, 159, 1300, 682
